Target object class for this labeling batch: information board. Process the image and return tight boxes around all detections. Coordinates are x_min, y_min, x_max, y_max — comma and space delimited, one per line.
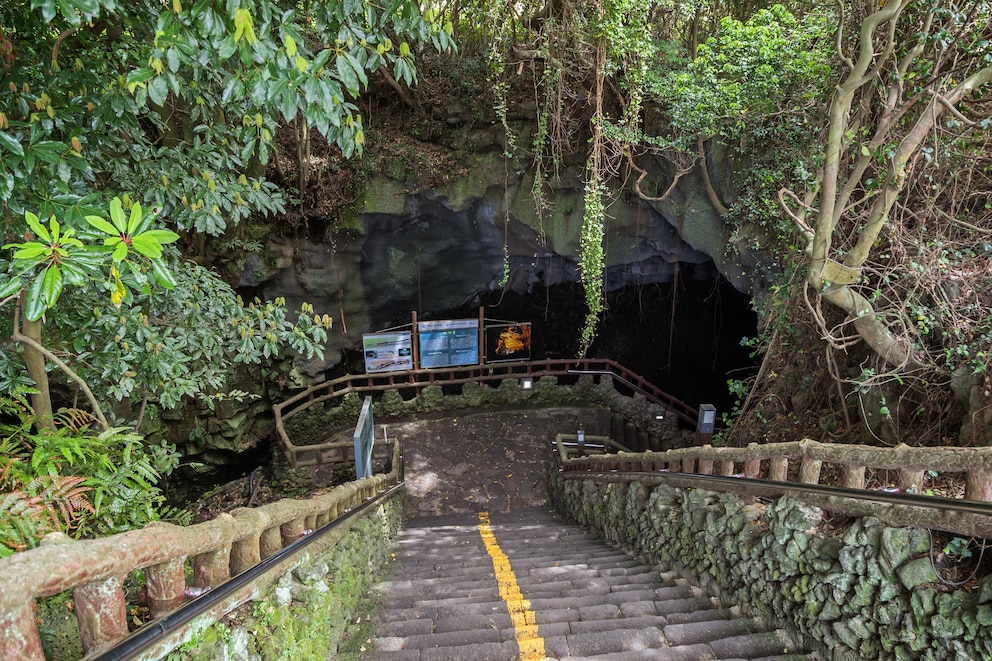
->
418, 319, 480, 369
362, 332, 413, 373
485, 323, 532, 362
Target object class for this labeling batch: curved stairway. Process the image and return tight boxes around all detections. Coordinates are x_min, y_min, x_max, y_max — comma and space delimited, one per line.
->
366, 508, 814, 661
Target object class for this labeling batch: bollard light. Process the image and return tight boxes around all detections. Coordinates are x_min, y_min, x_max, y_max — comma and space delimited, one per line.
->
697, 404, 717, 434
577, 429, 585, 446
520, 377, 533, 390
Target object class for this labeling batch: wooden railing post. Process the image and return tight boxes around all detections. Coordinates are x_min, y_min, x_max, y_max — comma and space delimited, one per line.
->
843, 465, 866, 490
0, 603, 45, 661
799, 458, 822, 485
231, 534, 262, 575
146, 557, 187, 618
74, 575, 128, 654
194, 547, 231, 588
900, 468, 925, 493
259, 526, 283, 559
769, 457, 788, 482
966, 469, 992, 501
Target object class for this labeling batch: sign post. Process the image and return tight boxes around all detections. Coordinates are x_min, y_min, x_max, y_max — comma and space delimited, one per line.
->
354, 396, 374, 479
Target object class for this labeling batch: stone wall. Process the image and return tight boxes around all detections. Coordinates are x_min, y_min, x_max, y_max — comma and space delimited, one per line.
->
548, 472, 992, 661
172, 494, 403, 661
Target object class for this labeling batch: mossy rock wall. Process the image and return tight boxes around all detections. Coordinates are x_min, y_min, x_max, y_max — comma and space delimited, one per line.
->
548, 472, 992, 661
174, 494, 403, 660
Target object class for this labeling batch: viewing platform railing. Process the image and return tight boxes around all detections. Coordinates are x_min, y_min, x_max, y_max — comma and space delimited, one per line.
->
273, 358, 697, 468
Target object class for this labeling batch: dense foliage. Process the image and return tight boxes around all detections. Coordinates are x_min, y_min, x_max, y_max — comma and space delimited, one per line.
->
0, 0, 450, 546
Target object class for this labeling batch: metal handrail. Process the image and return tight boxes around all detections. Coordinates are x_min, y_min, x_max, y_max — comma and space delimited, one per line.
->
550, 437, 992, 539
89, 481, 405, 661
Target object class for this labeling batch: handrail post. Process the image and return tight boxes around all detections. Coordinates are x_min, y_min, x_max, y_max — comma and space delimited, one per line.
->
0, 603, 45, 661
799, 457, 822, 485
843, 465, 866, 490
769, 457, 788, 482
146, 557, 187, 618
74, 575, 129, 654
966, 469, 992, 501
259, 526, 283, 559
194, 545, 231, 587
231, 533, 262, 575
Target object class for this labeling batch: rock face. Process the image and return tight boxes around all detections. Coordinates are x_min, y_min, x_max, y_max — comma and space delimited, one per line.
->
249, 147, 768, 376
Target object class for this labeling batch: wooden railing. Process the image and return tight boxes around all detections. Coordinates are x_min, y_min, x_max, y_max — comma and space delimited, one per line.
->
273, 358, 697, 468
555, 437, 992, 538
0, 444, 402, 660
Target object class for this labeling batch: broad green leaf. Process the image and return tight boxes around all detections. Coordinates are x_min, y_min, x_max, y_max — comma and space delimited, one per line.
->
131, 235, 163, 259
112, 241, 129, 262
25, 272, 47, 321
0, 277, 21, 299
25, 212, 51, 242
127, 67, 157, 85
0, 131, 24, 157
41, 264, 64, 307
140, 229, 180, 244
12, 243, 49, 260
127, 202, 143, 234
85, 214, 120, 236
151, 259, 177, 289
336, 53, 360, 96
109, 197, 127, 232
148, 77, 169, 106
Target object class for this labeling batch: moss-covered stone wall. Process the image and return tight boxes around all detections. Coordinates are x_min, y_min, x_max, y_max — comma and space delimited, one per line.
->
173, 494, 403, 660
548, 471, 992, 661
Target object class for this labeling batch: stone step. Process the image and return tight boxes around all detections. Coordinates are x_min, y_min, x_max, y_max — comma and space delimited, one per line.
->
365, 508, 813, 661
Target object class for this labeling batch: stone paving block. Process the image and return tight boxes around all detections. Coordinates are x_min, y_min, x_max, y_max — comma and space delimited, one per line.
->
708, 630, 801, 659
618, 600, 660, 618
431, 612, 512, 634
418, 641, 519, 661
577, 603, 622, 621
663, 617, 763, 646
569, 615, 668, 635
378, 618, 434, 637
564, 626, 667, 656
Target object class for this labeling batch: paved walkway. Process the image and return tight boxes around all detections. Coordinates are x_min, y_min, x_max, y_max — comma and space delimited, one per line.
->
387, 407, 607, 519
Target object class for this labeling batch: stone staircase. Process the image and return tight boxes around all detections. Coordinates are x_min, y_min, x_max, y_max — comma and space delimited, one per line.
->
365, 508, 815, 661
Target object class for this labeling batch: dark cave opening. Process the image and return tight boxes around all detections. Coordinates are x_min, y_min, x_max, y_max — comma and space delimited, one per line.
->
449, 275, 760, 417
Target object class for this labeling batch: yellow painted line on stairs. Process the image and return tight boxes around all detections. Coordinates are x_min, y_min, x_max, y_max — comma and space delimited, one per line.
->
477, 511, 549, 661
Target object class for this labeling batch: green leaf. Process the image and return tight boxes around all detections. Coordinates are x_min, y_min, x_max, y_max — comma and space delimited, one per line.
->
148, 77, 169, 106
25, 273, 47, 321
140, 229, 180, 245
131, 235, 163, 259
336, 53, 360, 96
41, 264, 64, 308
150, 259, 177, 289
109, 198, 127, 232
127, 202, 143, 235
0, 132, 24, 157
12, 243, 49, 260
84, 214, 120, 237
0, 277, 21, 299
25, 212, 51, 242
112, 241, 129, 262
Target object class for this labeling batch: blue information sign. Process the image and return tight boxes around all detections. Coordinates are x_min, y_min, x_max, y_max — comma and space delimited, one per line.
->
418, 319, 479, 369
